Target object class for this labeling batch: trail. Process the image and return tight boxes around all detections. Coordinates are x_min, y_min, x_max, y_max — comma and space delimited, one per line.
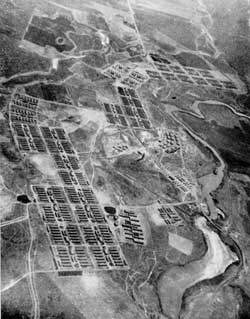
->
190, 99, 250, 121
1, 273, 29, 293
194, 0, 222, 58
1, 270, 58, 293
27, 214, 40, 319
126, 0, 147, 56
1, 215, 28, 228
0, 52, 54, 85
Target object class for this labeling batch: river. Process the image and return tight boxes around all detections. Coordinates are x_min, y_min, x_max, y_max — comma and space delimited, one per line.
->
157, 100, 245, 318
162, 99, 250, 220
158, 216, 238, 319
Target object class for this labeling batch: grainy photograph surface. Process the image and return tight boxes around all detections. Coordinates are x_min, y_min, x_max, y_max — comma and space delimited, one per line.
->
1, 0, 250, 318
